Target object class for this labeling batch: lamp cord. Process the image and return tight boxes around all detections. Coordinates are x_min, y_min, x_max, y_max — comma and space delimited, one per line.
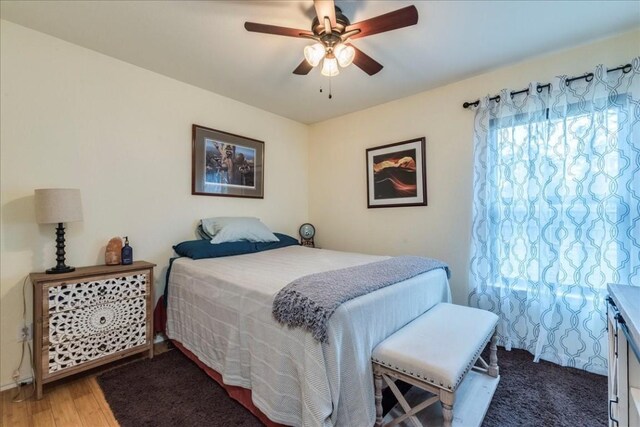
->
11, 276, 35, 402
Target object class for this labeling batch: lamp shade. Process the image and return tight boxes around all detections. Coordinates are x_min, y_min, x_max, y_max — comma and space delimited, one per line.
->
321, 57, 339, 77
334, 44, 355, 68
34, 189, 83, 224
303, 43, 325, 67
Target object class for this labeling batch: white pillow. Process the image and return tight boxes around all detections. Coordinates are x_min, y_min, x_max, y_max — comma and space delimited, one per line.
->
209, 218, 279, 244
201, 216, 258, 238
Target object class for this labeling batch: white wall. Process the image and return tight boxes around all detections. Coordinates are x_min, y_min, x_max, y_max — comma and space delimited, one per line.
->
308, 30, 640, 307
0, 20, 309, 388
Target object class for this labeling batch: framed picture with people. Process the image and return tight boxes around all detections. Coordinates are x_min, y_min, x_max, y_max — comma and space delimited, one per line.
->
192, 124, 264, 198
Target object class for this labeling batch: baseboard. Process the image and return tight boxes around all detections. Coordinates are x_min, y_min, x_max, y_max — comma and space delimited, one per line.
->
0, 376, 33, 392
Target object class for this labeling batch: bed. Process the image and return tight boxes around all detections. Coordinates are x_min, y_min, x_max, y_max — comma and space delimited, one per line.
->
165, 245, 451, 427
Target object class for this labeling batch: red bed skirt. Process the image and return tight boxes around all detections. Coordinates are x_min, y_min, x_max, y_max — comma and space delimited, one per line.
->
154, 298, 285, 427
153, 297, 168, 334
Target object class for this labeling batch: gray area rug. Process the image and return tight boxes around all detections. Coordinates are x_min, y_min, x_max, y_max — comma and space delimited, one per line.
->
481, 347, 606, 427
97, 350, 262, 427
98, 346, 607, 427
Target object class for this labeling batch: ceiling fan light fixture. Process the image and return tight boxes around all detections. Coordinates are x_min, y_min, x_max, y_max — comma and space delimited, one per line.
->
303, 42, 325, 67
321, 57, 340, 77
245, 1, 418, 77
334, 44, 355, 68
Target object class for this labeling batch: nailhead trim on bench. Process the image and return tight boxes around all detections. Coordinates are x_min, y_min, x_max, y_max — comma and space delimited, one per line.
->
372, 325, 496, 391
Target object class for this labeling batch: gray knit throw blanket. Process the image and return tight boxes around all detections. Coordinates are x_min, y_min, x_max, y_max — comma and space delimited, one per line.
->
272, 256, 450, 343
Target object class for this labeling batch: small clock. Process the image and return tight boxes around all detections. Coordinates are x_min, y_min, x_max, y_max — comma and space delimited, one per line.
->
299, 223, 316, 248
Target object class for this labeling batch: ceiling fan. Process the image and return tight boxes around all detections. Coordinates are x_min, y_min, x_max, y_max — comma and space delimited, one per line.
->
244, 0, 418, 77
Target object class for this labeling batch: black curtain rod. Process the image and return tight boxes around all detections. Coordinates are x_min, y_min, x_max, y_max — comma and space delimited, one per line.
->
462, 63, 633, 109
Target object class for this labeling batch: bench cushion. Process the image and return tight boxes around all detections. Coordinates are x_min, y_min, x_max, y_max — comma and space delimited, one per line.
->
372, 303, 498, 391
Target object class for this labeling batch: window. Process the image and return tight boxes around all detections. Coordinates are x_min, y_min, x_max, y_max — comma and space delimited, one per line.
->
488, 103, 624, 289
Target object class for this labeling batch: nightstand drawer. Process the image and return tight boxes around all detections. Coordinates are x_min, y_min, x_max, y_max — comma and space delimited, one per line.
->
48, 296, 147, 345
46, 322, 147, 375
47, 272, 148, 313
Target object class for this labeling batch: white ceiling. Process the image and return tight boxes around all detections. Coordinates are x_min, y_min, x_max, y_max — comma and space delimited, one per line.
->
1, 1, 639, 124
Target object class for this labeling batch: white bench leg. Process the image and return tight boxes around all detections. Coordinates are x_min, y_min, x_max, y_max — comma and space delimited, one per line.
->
440, 390, 455, 427
488, 330, 499, 378
374, 372, 384, 427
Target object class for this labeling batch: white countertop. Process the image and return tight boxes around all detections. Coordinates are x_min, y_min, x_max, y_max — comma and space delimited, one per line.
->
608, 284, 640, 357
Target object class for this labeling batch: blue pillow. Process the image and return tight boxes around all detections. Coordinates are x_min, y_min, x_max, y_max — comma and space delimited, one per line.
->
174, 239, 254, 259
173, 233, 299, 260
256, 233, 298, 249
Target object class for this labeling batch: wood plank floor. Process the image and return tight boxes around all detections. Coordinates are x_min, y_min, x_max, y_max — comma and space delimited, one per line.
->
1, 375, 117, 427
0, 343, 170, 427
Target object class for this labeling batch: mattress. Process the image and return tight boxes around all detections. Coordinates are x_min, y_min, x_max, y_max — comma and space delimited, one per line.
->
166, 245, 451, 427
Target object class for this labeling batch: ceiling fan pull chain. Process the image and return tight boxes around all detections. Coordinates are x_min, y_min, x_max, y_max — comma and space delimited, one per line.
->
319, 78, 332, 99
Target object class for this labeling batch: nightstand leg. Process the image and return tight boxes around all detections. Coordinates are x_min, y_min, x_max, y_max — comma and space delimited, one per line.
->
147, 347, 154, 359
36, 380, 43, 400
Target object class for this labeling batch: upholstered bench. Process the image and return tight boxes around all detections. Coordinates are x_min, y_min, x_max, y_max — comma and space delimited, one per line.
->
372, 303, 499, 427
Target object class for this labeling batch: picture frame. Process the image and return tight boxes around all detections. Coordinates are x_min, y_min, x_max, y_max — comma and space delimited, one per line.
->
366, 137, 427, 208
192, 124, 264, 198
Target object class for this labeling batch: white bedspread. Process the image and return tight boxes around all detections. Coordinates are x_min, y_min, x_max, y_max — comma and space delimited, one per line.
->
166, 246, 451, 427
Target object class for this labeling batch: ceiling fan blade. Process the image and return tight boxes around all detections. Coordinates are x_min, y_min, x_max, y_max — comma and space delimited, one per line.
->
349, 44, 383, 76
346, 5, 418, 40
244, 22, 313, 38
293, 60, 314, 75
314, 0, 337, 32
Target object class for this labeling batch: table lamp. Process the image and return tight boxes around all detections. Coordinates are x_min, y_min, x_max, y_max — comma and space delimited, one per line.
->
34, 188, 83, 274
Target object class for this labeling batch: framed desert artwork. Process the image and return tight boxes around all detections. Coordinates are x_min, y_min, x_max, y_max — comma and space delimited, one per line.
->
366, 137, 427, 208
192, 124, 264, 198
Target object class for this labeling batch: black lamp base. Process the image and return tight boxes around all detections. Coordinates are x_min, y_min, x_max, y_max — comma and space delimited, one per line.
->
45, 222, 75, 274
46, 265, 75, 274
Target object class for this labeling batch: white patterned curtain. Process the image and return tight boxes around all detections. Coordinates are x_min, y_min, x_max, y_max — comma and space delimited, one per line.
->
469, 58, 640, 375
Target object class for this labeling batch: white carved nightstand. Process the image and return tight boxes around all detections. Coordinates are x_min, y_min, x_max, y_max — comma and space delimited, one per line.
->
30, 261, 155, 399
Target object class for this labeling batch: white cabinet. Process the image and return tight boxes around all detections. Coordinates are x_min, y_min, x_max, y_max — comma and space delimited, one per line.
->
608, 285, 640, 427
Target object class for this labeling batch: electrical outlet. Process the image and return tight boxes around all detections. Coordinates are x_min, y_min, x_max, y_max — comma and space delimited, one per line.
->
16, 323, 32, 342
